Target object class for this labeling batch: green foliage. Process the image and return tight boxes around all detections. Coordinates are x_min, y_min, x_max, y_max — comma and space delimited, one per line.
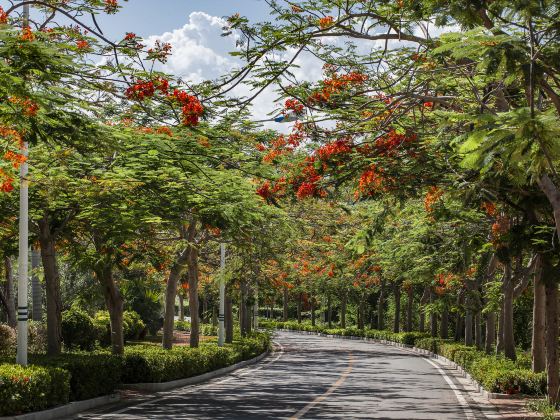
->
0, 363, 70, 416
175, 320, 191, 331
61, 308, 97, 351
29, 353, 122, 401
93, 310, 145, 345
0, 324, 15, 355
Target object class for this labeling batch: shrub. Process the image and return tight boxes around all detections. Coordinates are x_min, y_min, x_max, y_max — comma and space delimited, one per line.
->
175, 320, 191, 331
93, 311, 111, 346
0, 363, 70, 415
123, 310, 145, 340
62, 308, 97, 351
31, 353, 122, 401
27, 321, 48, 354
0, 324, 15, 355
200, 324, 218, 336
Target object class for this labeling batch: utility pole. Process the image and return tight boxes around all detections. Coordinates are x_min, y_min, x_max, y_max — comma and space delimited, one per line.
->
31, 248, 42, 321
17, 1, 30, 366
218, 243, 226, 346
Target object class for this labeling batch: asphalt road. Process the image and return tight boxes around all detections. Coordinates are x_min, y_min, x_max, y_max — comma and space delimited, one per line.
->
75, 331, 490, 419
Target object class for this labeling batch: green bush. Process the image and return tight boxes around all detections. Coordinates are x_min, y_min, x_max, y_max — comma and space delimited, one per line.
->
200, 324, 218, 336
31, 353, 122, 401
122, 332, 270, 383
0, 363, 70, 415
62, 308, 97, 351
0, 324, 15, 355
27, 321, 48, 354
123, 311, 146, 340
175, 320, 191, 331
92, 311, 112, 346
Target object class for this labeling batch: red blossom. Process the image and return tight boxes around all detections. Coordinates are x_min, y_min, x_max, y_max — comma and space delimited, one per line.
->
0, 7, 8, 24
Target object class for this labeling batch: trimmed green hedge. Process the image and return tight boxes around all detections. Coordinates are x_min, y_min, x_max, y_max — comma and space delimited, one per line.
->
0, 331, 270, 416
0, 363, 70, 416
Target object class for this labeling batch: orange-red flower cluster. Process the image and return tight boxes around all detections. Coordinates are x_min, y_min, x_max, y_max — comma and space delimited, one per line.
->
424, 186, 443, 213
0, 7, 8, 24
9, 97, 39, 117
3, 150, 26, 169
307, 71, 368, 105
171, 90, 204, 126
285, 98, 304, 114
76, 39, 90, 50
316, 138, 353, 161
104, 0, 118, 14
125, 78, 169, 100
147, 40, 173, 63
318, 16, 334, 29
20, 26, 35, 42
481, 201, 497, 217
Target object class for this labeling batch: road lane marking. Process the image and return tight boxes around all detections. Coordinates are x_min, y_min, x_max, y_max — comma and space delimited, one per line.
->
289, 352, 354, 420
422, 357, 477, 420
93, 341, 286, 418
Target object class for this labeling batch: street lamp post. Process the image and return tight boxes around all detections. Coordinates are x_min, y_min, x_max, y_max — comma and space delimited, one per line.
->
16, 2, 30, 366
218, 243, 226, 346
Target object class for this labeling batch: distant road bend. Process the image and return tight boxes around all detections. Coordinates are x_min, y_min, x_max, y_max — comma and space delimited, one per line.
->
75, 330, 491, 419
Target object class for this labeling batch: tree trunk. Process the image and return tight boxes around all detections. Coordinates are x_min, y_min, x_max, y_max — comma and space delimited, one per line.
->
545, 281, 559, 404
358, 296, 365, 330
340, 292, 347, 328
178, 294, 185, 321
419, 287, 429, 333
38, 217, 62, 356
282, 286, 288, 321
297, 293, 302, 324
31, 248, 42, 321
311, 296, 316, 326
503, 263, 516, 360
496, 305, 505, 354
202, 296, 208, 324
485, 312, 496, 354
465, 309, 473, 346
406, 287, 413, 332
225, 290, 233, 344
187, 235, 200, 348
430, 290, 438, 337
393, 284, 401, 333
96, 265, 124, 355
378, 279, 385, 330
327, 295, 332, 328
474, 312, 483, 349
440, 304, 449, 339
240, 280, 248, 336
538, 174, 560, 241
1, 257, 16, 328
533, 261, 546, 373
162, 248, 190, 350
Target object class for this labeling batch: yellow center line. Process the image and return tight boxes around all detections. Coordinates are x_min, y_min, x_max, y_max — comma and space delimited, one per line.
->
289, 352, 354, 420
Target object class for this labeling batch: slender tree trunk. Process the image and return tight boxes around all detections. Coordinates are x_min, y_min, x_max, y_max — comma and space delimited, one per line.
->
38, 217, 62, 356
297, 292, 302, 323
502, 263, 516, 360
485, 312, 496, 354
225, 288, 233, 343
340, 292, 347, 328
311, 296, 316, 326
419, 287, 429, 333
162, 247, 190, 350
378, 279, 385, 330
202, 296, 208, 324
212, 304, 217, 327
393, 284, 401, 333
430, 290, 438, 337
96, 265, 124, 355
533, 261, 546, 372
1, 257, 16, 328
187, 236, 200, 348
31, 248, 42, 321
282, 286, 288, 321
496, 305, 505, 354
545, 281, 559, 404
358, 296, 365, 330
474, 312, 483, 349
327, 295, 332, 328
178, 294, 185, 321
440, 304, 449, 339
465, 309, 473, 346
406, 287, 413, 332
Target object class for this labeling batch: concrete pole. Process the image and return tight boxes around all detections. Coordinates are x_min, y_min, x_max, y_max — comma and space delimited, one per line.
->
218, 243, 225, 346
16, 2, 30, 366
31, 248, 42, 321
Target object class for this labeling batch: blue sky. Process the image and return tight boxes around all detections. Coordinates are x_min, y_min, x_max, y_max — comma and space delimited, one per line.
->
102, 0, 271, 39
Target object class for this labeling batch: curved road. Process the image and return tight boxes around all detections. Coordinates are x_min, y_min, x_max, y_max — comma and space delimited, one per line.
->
75, 331, 493, 419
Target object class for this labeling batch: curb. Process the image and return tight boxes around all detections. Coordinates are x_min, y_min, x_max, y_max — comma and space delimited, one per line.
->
278, 328, 514, 401
123, 350, 270, 392
3, 350, 270, 420
2, 394, 121, 420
